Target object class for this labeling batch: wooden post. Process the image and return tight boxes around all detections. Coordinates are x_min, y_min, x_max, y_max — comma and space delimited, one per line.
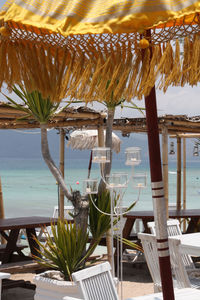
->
0, 177, 6, 244
162, 126, 169, 218
59, 128, 65, 220
183, 138, 186, 231
0, 177, 4, 220
177, 137, 182, 211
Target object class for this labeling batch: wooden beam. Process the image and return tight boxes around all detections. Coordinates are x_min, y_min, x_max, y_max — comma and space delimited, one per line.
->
170, 133, 200, 138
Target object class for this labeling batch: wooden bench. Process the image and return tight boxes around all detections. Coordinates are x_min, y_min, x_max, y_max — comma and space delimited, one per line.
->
0, 244, 27, 253
0, 260, 46, 274
2, 278, 35, 291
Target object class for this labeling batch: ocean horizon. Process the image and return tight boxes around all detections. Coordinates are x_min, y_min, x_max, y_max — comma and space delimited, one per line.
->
0, 156, 200, 218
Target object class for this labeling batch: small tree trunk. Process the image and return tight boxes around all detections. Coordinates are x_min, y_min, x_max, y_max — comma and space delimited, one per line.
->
40, 123, 89, 230
98, 107, 115, 271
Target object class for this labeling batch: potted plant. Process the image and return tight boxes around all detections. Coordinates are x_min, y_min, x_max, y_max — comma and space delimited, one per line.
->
33, 191, 120, 300
33, 218, 99, 300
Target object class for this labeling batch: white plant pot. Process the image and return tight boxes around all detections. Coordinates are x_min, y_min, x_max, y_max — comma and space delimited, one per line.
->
33, 271, 82, 300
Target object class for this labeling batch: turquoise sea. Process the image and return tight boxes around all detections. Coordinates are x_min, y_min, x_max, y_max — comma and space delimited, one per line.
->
0, 157, 200, 218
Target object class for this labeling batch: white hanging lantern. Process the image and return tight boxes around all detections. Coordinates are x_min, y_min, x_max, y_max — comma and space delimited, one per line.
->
83, 179, 98, 194
105, 174, 121, 189
92, 147, 111, 163
112, 172, 128, 188
125, 147, 141, 166
132, 173, 147, 188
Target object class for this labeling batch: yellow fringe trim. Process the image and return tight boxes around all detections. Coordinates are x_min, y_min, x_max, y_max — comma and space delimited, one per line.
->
1, 34, 200, 103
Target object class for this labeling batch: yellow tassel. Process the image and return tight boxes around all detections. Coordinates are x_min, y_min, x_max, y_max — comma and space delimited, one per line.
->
7, 42, 21, 88
77, 60, 93, 100
135, 48, 150, 98
86, 55, 104, 101
0, 26, 10, 37
125, 51, 142, 102
70, 54, 85, 99
114, 51, 133, 100
188, 35, 200, 85
0, 41, 8, 88
143, 45, 160, 96
61, 52, 75, 100
139, 38, 149, 49
156, 42, 173, 90
181, 37, 191, 86
96, 56, 112, 99
163, 40, 181, 91
55, 48, 70, 101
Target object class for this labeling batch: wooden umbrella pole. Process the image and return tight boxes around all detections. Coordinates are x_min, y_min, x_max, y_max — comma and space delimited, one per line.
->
144, 85, 175, 300
177, 137, 182, 211
162, 126, 169, 217
183, 138, 186, 232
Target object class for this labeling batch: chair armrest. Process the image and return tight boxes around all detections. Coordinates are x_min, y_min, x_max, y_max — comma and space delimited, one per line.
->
62, 297, 83, 300
0, 273, 10, 279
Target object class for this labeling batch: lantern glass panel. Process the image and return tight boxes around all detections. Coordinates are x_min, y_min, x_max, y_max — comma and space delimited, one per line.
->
83, 179, 98, 194
132, 173, 147, 188
125, 147, 141, 165
112, 172, 128, 188
92, 147, 110, 163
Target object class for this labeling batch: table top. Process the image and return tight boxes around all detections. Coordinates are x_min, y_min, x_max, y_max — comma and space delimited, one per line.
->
127, 288, 200, 300
124, 209, 200, 219
169, 232, 200, 256
0, 216, 58, 230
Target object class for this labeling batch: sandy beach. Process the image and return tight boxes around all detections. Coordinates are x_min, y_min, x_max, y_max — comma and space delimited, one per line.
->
2, 262, 154, 300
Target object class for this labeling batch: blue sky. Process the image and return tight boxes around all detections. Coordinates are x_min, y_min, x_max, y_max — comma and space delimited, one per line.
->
0, 0, 199, 118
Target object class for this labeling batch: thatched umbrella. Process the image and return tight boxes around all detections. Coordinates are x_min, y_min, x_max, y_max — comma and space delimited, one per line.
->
68, 130, 121, 153
1, 1, 200, 298
68, 129, 121, 178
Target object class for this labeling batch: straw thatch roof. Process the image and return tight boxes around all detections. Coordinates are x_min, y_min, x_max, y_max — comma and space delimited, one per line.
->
0, 102, 200, 135
0, 102, 105, 129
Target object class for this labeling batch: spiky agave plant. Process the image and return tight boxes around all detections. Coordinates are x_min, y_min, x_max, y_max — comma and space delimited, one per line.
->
33, 219, 98, 281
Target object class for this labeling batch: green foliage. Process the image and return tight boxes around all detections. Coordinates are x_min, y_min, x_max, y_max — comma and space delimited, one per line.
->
33, 219, 98, 281
119, 237, 143, 253
88, 190, 137, 242
3, 85, 60, 123
89, 190, 113, 242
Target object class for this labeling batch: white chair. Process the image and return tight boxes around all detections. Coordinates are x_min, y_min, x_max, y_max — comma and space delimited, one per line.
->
0, 272, 11, 300
63, 262, 133, 300
147, 219, 196, 271
168, 237, 200, 289
147, 219, 182, 236
137, 233, 161, 292
138, 233, 200, 293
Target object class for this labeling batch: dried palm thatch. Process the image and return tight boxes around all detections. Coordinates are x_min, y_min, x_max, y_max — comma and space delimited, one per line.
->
68, 130, 121, 153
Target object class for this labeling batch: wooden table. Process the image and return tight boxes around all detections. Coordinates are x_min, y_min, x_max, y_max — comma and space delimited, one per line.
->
122, 209, 200, 241
0, 216, 57, 264
169, 232, 200, 256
